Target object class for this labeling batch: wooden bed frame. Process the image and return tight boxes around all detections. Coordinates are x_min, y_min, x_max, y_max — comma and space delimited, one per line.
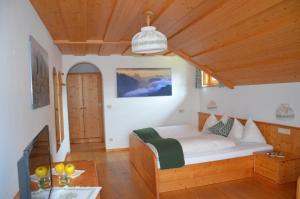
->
129, 112, 300, 198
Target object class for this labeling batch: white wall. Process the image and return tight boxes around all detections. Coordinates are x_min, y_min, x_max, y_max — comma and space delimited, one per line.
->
199, 83, 300, 127
0, 1, 68, 198
63, 55, 199, 149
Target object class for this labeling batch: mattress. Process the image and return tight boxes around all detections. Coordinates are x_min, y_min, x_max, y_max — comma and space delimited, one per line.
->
145, 125, 273, 167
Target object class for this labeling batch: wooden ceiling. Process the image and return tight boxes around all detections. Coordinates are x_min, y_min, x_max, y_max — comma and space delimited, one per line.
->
30, 0, 300, 88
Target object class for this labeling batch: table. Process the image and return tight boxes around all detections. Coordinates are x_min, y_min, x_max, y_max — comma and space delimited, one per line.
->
14, 160, 101, 199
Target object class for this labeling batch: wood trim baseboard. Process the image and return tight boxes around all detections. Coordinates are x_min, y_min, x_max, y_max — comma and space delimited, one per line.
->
106, 147, 129, 152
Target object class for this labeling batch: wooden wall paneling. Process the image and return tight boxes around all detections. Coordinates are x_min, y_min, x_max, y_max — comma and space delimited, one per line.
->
82, 74, 102, 141
170, 0, 283, 52
198, 112, 300, 155
67, 74, 85, 141
190, 0, 300, 57
58, 72, 65, 144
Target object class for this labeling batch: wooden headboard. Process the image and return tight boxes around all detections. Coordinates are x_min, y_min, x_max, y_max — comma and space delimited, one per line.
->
198, 112, 300, 155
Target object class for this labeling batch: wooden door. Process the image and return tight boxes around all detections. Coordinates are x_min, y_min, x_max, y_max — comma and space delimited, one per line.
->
82, 73, 103, 142
67, 74, 85, 141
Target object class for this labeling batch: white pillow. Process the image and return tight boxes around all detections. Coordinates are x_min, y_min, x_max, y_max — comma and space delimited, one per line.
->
241, 119, 266, 143
220, 115, 229, 123
203, 114, 218, 132
229, 118, 244, 140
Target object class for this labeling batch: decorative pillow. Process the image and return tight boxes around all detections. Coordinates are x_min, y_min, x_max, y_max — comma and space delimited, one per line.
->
241, 119, 266, 143
208, 121, 225, 135
220, 115, 229, 124
219, 118, 234, 137
203, 114, 218, 132
228, 119, 244, 140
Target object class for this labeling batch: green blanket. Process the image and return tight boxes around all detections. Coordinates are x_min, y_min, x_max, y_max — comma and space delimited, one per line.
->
134, 128, 185, 170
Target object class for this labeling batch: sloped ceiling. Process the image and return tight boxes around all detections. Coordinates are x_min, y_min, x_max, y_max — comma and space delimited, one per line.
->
30, 0, 300, 88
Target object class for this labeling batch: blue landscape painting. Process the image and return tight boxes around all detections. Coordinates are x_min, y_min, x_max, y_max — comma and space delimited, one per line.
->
117, 68, 172, 97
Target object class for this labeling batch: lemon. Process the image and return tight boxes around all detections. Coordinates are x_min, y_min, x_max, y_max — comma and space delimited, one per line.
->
55, 163, 65, 174
64, 163, 75, 176
35, 166, 48, 178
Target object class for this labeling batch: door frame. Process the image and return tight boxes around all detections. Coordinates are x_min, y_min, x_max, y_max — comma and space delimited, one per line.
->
66, 63, 106, 148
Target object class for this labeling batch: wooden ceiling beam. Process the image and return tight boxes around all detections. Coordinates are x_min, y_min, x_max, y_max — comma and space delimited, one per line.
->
168, 46, 234, 89
54, 40, 131, 45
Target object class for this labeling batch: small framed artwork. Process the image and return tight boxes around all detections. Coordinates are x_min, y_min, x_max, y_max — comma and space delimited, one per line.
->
116, 68, 172, 97
29, 36, 50, 109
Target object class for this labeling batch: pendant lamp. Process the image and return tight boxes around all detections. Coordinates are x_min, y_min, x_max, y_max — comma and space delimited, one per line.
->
131, 11, 168, 54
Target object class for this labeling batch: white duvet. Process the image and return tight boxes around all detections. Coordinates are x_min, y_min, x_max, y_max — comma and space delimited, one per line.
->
149, 125, 236, 154
177, 133, 236, 154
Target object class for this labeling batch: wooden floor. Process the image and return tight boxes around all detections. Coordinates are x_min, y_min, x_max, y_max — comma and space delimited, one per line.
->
67, 145, 297, 199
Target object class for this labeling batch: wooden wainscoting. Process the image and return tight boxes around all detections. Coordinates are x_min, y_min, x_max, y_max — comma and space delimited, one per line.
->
199, 112, 300, 155
158, 156, 254, 193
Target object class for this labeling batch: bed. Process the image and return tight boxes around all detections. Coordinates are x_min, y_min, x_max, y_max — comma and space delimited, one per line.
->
129, 112, 299, 198
147, 125, 272, 168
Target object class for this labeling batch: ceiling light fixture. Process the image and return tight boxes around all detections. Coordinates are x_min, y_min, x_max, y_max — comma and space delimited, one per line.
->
131, 11, 168, 54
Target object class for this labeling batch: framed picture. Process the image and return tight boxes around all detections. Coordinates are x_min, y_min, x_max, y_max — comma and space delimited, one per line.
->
117, 68, 172, 97
29, 36, 50, 109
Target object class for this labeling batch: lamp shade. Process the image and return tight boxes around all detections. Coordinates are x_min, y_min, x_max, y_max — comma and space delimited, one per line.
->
131, 26, 167, 54
276, 103, 295, 119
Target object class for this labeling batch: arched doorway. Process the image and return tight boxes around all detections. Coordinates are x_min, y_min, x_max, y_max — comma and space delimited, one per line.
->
67, 63, 105, 151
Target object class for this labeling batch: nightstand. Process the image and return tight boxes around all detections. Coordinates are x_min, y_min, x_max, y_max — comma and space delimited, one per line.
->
254, 152, 300, 184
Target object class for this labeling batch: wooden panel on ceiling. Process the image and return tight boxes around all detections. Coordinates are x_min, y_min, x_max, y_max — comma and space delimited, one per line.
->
56, 0, 87, 41
170, 0, 284, 51
119, 0, 174, 41
153, 0, 226, 38
86, 44, 101, 55
99, 43, 129, 56
219, 61, 300, 85
30, 0, 68, 40
190, 0, 300, 57
103, 0, 173, 42
103, 0, 171, 56
70, 44, 87, 56
86, 0, 116, 40
56, 44, 73, 54
192, 20, 300, 72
